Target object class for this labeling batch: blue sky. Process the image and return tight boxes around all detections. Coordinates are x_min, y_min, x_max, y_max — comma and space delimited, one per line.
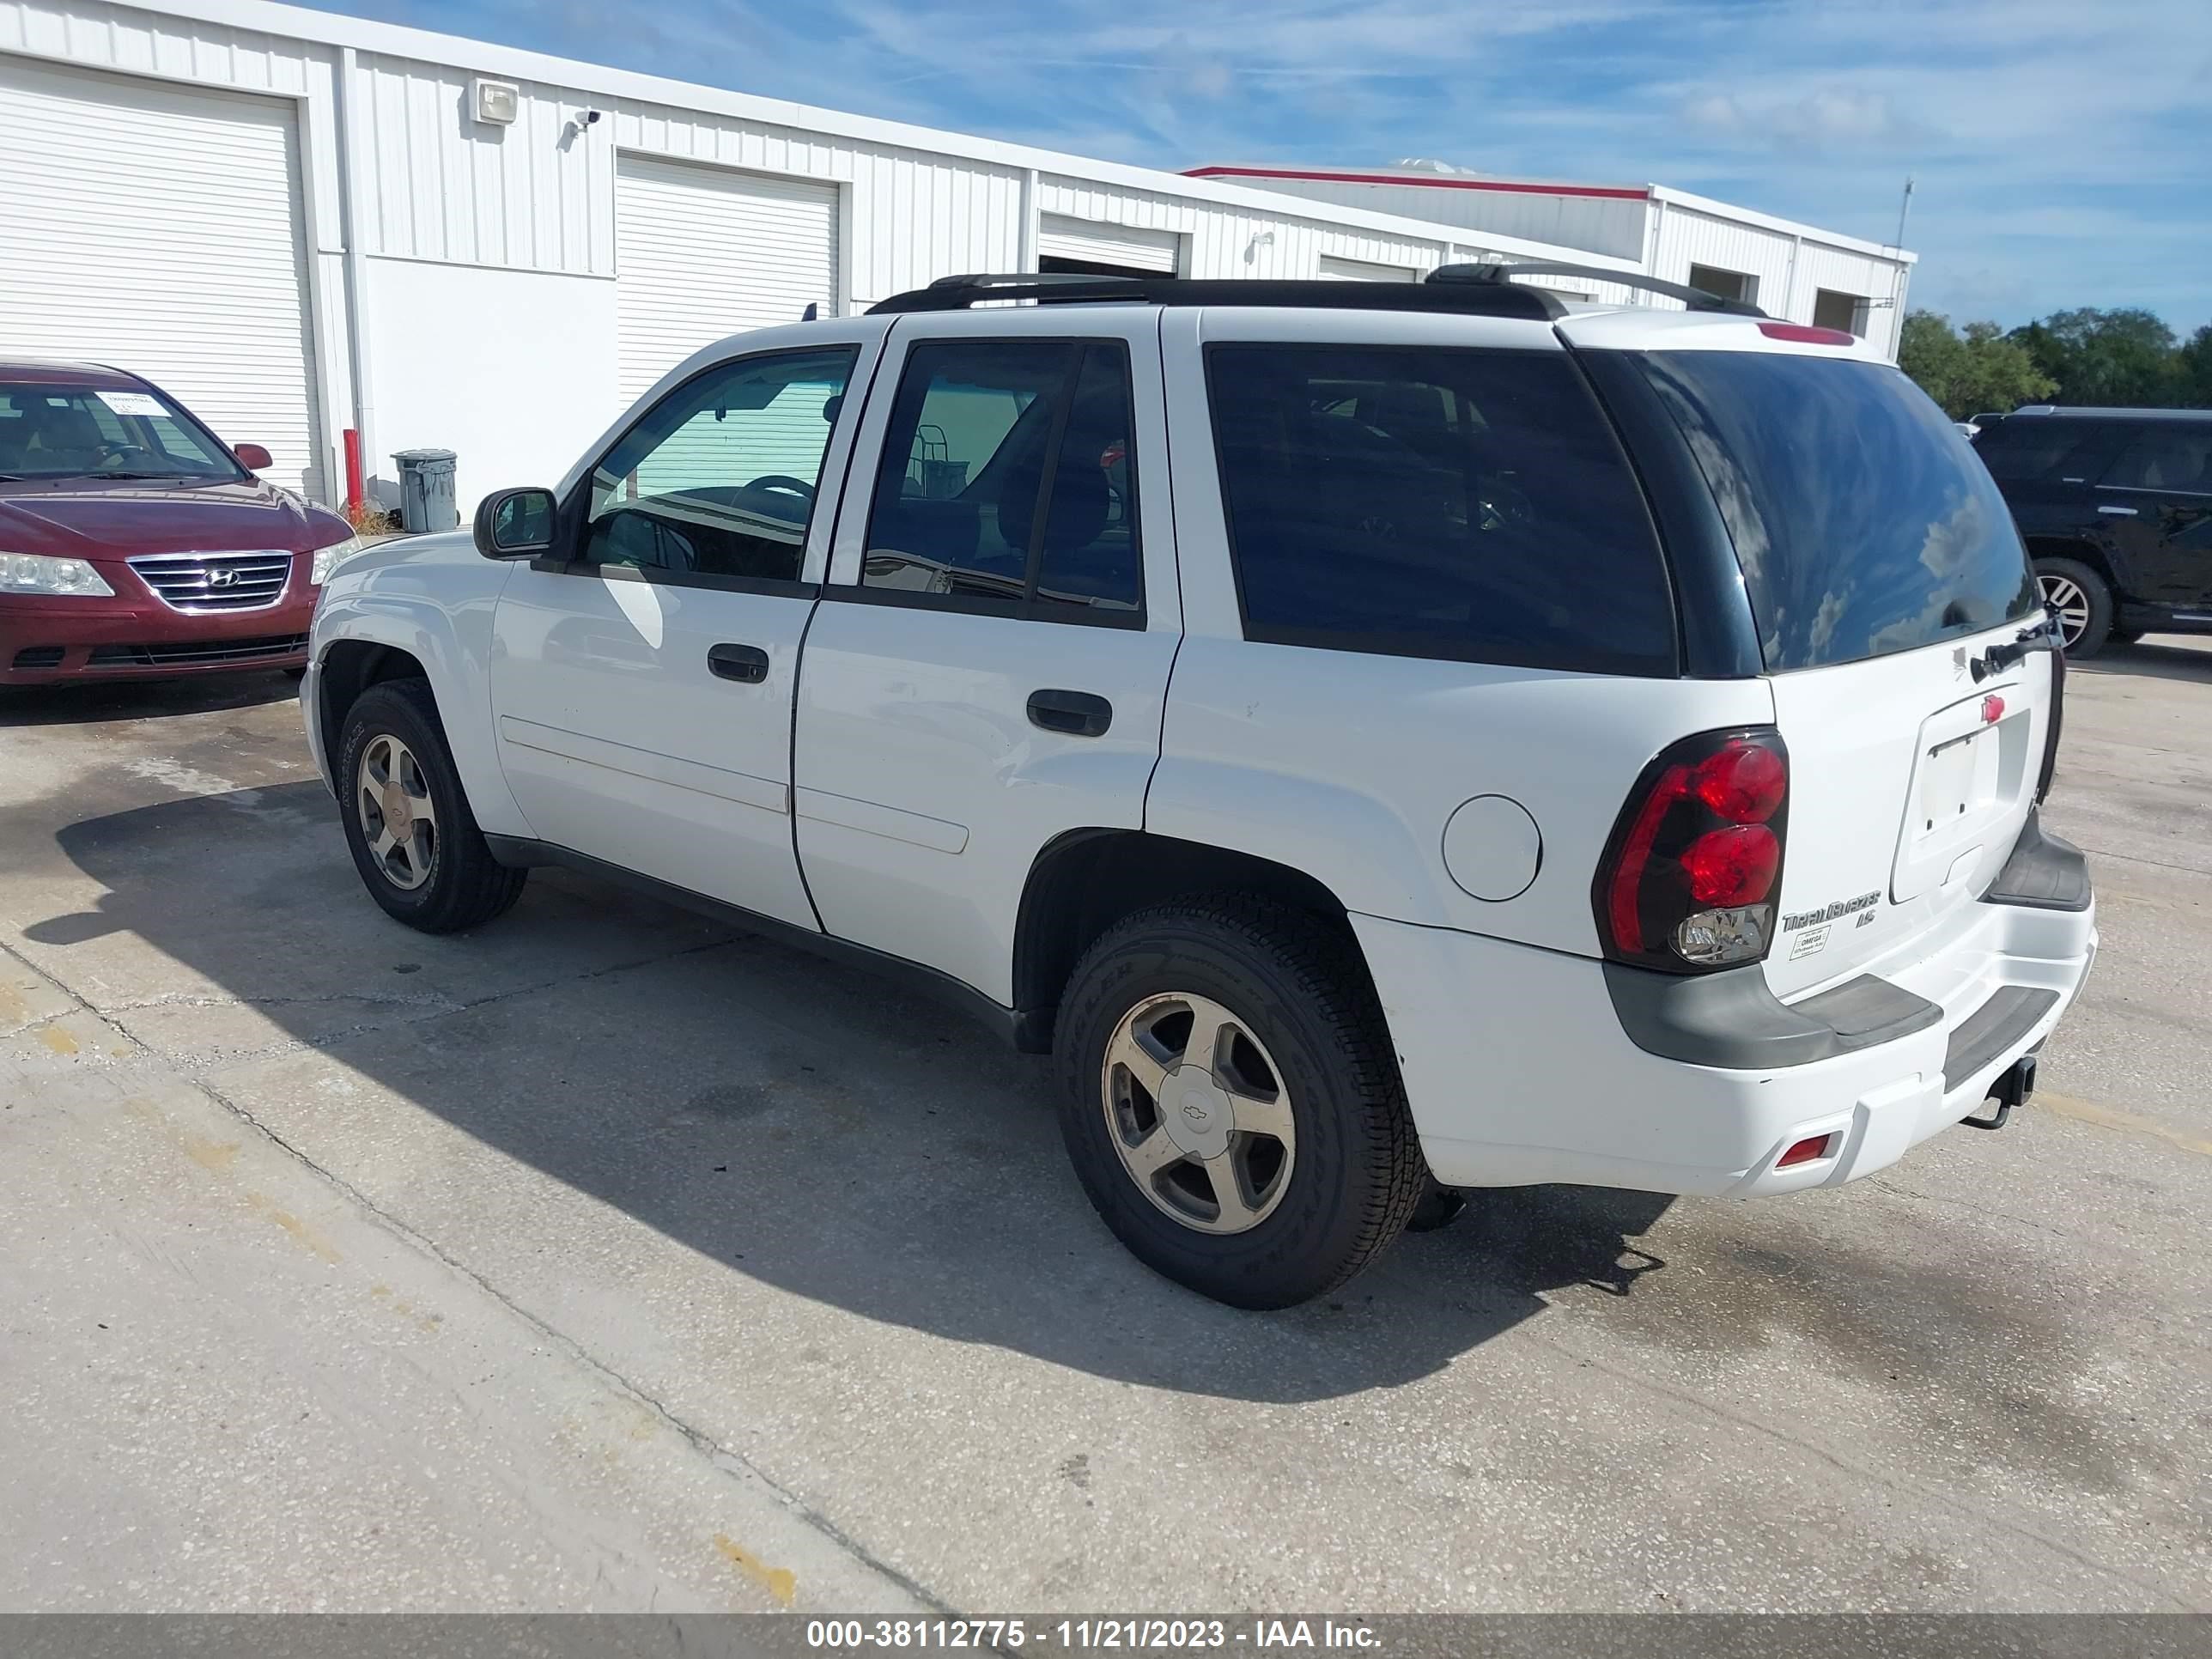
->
335, 0, 2209, 335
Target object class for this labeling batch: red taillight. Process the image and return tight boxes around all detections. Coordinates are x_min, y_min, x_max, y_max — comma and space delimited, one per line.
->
1681, 824, 1781, 905
1757, 321, 1857, 346
1692, 743, 1787, 823
1605, 762, 1689, 954
1596, 729, 1790, 970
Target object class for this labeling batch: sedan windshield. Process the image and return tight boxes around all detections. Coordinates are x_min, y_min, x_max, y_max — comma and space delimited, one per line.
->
0, 380, 244, 482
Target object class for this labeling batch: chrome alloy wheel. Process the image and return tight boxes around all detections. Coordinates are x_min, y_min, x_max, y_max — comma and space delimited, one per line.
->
1101, 992, 1296, 1235
2039, 573, 2092, 651
356, 732, 438, 891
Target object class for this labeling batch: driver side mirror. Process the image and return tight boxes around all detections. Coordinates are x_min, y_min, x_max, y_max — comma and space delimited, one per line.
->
473, 487, 558, 560
233, 442, 275, 471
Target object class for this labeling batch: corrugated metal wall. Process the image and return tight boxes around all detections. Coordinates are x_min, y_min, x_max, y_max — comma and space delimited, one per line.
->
1223, 173, 1650, 262
1651, 204, 1906, 356
3, 0, 1915, 505
353, 52, 610, 274
3, 0, 1684, 316
1652, 204, 1796, 311
1792, 240, 1906, 357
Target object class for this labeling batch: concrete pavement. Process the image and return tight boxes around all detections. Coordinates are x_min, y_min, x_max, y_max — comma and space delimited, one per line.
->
0, 646, 2206, 1612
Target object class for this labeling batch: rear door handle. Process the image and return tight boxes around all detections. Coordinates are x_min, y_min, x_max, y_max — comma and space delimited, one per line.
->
708, 643, 771, 684
2096, 503, 2138, 516
1027, 688, 1113, 738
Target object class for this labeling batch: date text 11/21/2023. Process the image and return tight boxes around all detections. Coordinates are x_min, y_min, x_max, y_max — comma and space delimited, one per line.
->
805, 1620, 1383, 1650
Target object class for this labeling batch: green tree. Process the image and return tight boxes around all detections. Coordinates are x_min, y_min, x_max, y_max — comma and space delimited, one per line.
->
2177, 325, 2212, 407
2007, 307, 2179, 406
1898, 310, 2055, 419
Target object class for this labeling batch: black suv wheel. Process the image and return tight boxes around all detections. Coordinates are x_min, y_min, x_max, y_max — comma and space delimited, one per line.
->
1054, 897, 1425, 1309
2035, 557, 2112, 657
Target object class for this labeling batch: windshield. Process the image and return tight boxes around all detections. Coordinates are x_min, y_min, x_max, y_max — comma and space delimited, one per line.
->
0, 380, 244, 482
1638, 352, 2038, 671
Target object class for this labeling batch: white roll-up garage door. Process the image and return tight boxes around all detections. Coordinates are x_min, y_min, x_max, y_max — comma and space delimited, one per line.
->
1318, 254, 1419, 282
1037, 216, 1183, 276
0, 57, 325, 500
616, 156, 839, 405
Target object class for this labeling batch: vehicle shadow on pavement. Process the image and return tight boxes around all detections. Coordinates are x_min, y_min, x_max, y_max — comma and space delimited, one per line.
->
0, 671, 301, 728
33, 781, 1678, 1401
2068, 640, 2212, 684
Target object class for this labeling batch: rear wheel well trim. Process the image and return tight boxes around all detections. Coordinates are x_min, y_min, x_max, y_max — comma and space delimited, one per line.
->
1010, 828, 1369, 1054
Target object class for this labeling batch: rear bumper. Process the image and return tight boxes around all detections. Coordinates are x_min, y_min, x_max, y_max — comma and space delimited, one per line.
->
1358, 828, 2096, 1197
0, 590, 313, 683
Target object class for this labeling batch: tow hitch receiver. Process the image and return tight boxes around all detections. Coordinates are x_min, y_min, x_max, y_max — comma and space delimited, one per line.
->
1963, 1054, 2037, 1131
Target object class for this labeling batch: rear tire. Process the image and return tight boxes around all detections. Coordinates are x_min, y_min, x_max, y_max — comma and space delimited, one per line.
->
2035, 557, 2112, 657
1053, 896, 1425, 1309
337, 678, 526, 933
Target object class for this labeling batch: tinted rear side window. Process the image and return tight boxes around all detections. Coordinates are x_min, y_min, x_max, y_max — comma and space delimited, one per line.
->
1205, 345, 1674, 676
2101, 423, 2212, 493
1972, 418, 2105, 484
1640, 353, 2036, 671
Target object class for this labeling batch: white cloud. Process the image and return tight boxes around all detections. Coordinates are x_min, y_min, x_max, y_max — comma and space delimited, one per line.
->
1682, 88, 1927, 152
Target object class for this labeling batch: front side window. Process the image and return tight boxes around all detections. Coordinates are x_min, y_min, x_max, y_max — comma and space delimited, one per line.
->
0, 380, 238, 481
1205, 343, 1675, 675
583, 347, 857, 582
860, 340, 1141, 619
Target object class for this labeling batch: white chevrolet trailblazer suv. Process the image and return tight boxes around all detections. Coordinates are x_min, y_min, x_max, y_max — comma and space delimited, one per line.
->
305, 266, 2097, 1309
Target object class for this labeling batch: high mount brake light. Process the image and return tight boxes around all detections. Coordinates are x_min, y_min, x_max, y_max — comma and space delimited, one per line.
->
1758, 321, 1857, 346
1595, 729, 1790, 971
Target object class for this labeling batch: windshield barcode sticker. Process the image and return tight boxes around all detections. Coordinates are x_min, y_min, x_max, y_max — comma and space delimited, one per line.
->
98, 391, 169, 418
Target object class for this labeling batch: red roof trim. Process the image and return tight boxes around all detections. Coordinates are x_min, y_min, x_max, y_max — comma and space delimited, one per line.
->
1184, 166, 1649, 202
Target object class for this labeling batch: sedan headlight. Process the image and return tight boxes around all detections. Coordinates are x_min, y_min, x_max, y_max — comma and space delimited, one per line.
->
0, 553, 115, 597
310, 536, 363, 586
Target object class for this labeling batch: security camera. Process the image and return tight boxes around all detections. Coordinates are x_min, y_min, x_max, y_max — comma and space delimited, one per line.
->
581, 108, 602, 125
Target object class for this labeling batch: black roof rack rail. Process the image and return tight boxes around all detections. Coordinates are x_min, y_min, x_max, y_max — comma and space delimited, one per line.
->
1429, 259, 1768, 318
869, 272, 1565, 320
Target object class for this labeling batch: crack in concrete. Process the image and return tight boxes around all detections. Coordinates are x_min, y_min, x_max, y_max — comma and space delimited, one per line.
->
1863, 1175, 2074, 1240
190, 1066, 952, 1615
52, 937, 746, 1076
2, 934, 947, 1615
1527, 1327, 2199, 1612
103, 990, 457, 1013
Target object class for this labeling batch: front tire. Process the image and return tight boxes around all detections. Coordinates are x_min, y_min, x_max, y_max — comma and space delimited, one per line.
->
1054, 897, 1425, 1309
2035, 557, 2112, 657
337, 678, 526, 933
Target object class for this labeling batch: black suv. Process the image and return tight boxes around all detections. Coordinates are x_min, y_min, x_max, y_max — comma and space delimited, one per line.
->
1973, 406, 2212, 656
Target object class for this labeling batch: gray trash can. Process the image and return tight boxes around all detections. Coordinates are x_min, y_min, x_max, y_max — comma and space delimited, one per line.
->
392, 447, 458, 533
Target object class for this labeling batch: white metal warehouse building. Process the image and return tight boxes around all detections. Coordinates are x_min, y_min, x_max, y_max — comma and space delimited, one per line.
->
0, 0, 1915, 514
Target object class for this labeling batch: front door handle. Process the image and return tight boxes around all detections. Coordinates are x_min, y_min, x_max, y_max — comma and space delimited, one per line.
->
2097, 503, 2138, 516
1028, 688, 1113, 738
708, 643, 771, 684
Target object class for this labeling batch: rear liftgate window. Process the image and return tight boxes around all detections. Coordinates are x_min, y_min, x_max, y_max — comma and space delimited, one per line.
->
1639, 352, 2039, 671
1205, 345, 1676, 676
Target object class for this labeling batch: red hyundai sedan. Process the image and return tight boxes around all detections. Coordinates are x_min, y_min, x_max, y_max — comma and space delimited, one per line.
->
1, 361, 358, 685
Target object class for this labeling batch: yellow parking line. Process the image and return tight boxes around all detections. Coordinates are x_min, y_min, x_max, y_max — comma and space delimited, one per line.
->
2035, 1090, 2212, 1158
